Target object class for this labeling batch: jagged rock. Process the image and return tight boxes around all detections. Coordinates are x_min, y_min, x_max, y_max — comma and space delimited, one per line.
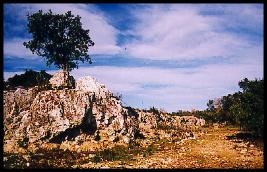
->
4, 74, 139, 152
49, 70, 75, 88
4, 73, 206, 153
137, 110, 205, 134
76, 76, 109, 99
179, 116, 205, 128
138, 110, 158, 130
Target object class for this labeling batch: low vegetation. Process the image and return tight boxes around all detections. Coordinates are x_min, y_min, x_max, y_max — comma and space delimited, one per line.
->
170, 78, 264, 138
4, 69, 52, 89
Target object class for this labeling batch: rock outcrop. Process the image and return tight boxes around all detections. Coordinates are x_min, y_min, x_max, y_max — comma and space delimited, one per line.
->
4, 74, 205, 153
4, 75, 139, 152
137, 109, 205, 132
49, 70, 75, 88
76, 76, 108, 98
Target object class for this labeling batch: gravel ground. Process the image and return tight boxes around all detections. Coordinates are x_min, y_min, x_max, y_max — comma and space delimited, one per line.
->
3, 126, 264, 169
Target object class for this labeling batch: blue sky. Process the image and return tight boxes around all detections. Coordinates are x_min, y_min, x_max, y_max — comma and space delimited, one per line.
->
3, 4, 263, 112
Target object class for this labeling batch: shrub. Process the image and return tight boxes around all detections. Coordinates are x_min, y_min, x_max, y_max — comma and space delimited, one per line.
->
143, 143, 157, 157
5, 69, 52, 89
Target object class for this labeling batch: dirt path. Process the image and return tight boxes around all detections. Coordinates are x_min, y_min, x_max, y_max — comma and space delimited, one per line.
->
78, 127, 264, 169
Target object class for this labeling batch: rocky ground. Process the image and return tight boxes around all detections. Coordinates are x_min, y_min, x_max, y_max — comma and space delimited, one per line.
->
3, 125, 264, 169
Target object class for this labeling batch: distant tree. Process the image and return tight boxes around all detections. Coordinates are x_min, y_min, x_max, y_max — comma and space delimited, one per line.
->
205, 78, 264, 137
228, 92, 246, 129
207, 100, 215, 112
23, 10, 94, 87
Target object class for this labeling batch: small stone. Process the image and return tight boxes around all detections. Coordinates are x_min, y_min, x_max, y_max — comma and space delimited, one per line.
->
100, 166, 110, 169
240, 148, 247, 154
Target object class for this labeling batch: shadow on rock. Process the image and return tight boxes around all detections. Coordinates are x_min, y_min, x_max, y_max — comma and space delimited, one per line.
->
49, 107, 97, 144
80, 106, 97, 134
49, 126, 81, 143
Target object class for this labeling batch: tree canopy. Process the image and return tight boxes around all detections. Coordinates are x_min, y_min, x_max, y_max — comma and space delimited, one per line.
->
203, 78, 264, 137
23, 10, 95, 72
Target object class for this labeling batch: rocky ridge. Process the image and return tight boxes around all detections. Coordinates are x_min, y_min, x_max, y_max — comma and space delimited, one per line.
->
4, 71, 205, 153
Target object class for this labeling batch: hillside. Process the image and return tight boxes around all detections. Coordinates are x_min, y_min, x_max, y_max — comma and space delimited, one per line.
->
3, 71, 211, 169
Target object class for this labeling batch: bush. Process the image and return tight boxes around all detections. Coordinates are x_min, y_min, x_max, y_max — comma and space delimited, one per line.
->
204, 78, 264, 137
143, 143, 157, 157
5, 69, 52, 89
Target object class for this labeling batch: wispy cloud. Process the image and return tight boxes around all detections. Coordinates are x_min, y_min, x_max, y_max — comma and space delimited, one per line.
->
122, 4, 263, 62
4, 38, 38, 59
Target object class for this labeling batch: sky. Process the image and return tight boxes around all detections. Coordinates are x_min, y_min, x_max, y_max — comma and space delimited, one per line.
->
3, 3, 264, 112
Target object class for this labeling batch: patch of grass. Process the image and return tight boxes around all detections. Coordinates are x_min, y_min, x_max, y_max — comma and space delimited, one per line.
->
143, 143, 158, 157
26, 147, 89, 168
128, 140, 144, 156
193, 154, 208, 164
91, 140, 146, 163
92, 145, 133, 163
225, 125, 240, 131
157, 124, 177, 131
156, 138, 170, 144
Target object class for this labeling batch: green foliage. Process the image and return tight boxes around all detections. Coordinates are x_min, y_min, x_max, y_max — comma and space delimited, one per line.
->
203, 78, 264, 137
171, 110, 198, 117
92, 145, 132, 162
238, 78, 264, 136
3, 154, 27, 168
5, 69, 52, 89
92, 141, 145, 163
23, 10, 94, 72
148, 106, 160, 115
207, 99, 215, 112
143, 143, 157, 157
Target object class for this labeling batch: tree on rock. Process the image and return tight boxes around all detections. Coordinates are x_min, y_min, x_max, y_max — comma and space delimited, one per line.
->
23, 10, 94, 88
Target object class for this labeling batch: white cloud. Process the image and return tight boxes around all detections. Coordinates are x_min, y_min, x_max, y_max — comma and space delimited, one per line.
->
4, 38, 38, 59
210, 4, 263, 33
122, 4, 263, 61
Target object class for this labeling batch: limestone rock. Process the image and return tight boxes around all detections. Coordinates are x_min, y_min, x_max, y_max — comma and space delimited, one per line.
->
49, 70, 75, 88
4, 72, 206, 153
75, 76, 109, 98
4, 74, 139, 152
137, 110, 205, 134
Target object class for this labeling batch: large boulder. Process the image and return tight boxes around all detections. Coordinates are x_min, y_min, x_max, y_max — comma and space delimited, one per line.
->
179, 116, 206, 128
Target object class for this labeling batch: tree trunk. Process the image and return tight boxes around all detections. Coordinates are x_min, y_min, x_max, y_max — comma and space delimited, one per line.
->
62, 64, 69, 88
